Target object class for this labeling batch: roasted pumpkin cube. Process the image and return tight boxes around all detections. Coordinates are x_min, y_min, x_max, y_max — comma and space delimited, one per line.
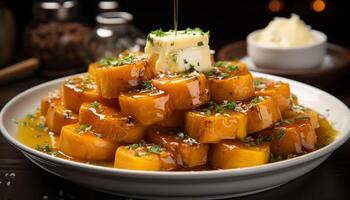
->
146, 127, 209, 167
260, 117, 317, 156
92, 56, 153, 99
114, 143, 176, 171
208, 71, 254, 102
282, 105, 320, 129
155, 110, 186, 128
152, 73, 210, 110
211, 140, 270, 169
79, 102, 146, 143
243, 96, 282, 133
40, 90, 61, 116
254, 78, 291, 111
62, 74, 117, 113
185, 105, 248, 143
119, 90, 172, 126
45, 100, 78, 134
58, 123, 118, 160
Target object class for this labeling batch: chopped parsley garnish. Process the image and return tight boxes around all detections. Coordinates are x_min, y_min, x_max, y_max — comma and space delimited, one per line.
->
36, 142, 52, 153
90, 101, 100, 109
270, 154, 283, 163
183, 27, 210, 36
142, 80, 153, 90
295, 115, 310, 121
26, 113, 36, 119
147, 145, 162, 154
202, 101, 237, 115
253, 78, 263, 87
36, 123, 49, 132
197, 41, 204, 46
227, 65, 239, 72
90, 101, 104, 112
150, 29, 166, 37
75, 124, 92, 133
98, 55, 135, 67
186, 64, 196, 73
281, 119, 293, 124
184, 59, 188, 64
276, 128, 285, 140
250, 97, 262, 105
126, 141, 164, 157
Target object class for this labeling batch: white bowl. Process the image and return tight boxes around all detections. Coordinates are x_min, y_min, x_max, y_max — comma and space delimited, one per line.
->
1, 72, 350, 199
247, 30, 327, 69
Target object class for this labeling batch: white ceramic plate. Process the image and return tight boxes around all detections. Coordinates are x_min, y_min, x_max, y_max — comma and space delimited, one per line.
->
1, 72, 350, 200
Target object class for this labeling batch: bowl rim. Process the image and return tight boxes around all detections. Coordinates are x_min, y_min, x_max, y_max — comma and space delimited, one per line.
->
247, 29, 328, 50
1, 72, 349, 179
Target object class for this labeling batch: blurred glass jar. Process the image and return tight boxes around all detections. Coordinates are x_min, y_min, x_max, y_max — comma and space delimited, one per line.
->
24, 0, 90, 76
86, 12, 145, 62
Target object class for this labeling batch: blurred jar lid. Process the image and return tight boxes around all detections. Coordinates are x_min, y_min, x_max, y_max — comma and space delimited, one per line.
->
98, 1, 119, 13
96, 11, 133, 25
33, 0, 78, 21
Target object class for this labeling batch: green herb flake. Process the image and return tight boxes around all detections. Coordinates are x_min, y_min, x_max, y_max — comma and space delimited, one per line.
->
250, 97, 262, 105
227, 65, 239, 72
36, 123, 49, 132
295, 115, 310, 121
142, 80, 153, 90
26, 113, 36, 119
197, 41, 204, 46
270, 154, 283, 163
150, 28, 166, 37
75, 124, 92, 133
90, 101, 100, 109
148, 145, 162, 154
276, 128, 285, 140
98, 55, 135, 67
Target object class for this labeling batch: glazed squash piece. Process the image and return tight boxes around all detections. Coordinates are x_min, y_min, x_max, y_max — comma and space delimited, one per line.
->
208, 71, 254, 102
254, 77, 291, 112
152, 73, 210, 110
58, 123, 118, 160
259, 117, 317, 156
45, 99, 78, 134
185, 101, 248, 143
146, 127, 209, 167
119, 90, 172, 126
211, 139, 270, 169
92, 55, 153, 99
62, 74, 117, 113
282, 104, 320, 129
79, 102, 146, 143
40, 90, 61, 116
243, 96, 282, 133
114, 142, 176, 171
155, 110, 186, 128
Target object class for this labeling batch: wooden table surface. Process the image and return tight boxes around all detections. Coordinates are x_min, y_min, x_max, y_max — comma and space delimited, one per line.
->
1, 74, 350, 200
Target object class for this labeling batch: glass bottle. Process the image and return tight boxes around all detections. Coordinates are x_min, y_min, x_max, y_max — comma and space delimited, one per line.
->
24, 0, 90, 77
86, 11, 145, 62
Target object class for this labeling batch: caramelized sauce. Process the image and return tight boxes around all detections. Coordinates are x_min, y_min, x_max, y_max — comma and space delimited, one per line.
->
16, 110, 337, 171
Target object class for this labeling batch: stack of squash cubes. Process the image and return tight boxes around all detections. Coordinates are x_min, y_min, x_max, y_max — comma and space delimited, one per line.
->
39, 54, 319, 171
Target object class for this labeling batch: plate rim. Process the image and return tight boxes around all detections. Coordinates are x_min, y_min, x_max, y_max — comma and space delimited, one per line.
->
1, 72, 350, 179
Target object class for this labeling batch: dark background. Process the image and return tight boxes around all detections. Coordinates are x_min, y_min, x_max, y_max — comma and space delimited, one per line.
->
2, 0, 350, 57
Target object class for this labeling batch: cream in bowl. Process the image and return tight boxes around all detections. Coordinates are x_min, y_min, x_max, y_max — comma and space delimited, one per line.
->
247, 14, 327, 69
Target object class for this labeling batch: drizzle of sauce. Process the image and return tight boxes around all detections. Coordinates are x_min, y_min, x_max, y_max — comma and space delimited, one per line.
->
174, 0, 178, 36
